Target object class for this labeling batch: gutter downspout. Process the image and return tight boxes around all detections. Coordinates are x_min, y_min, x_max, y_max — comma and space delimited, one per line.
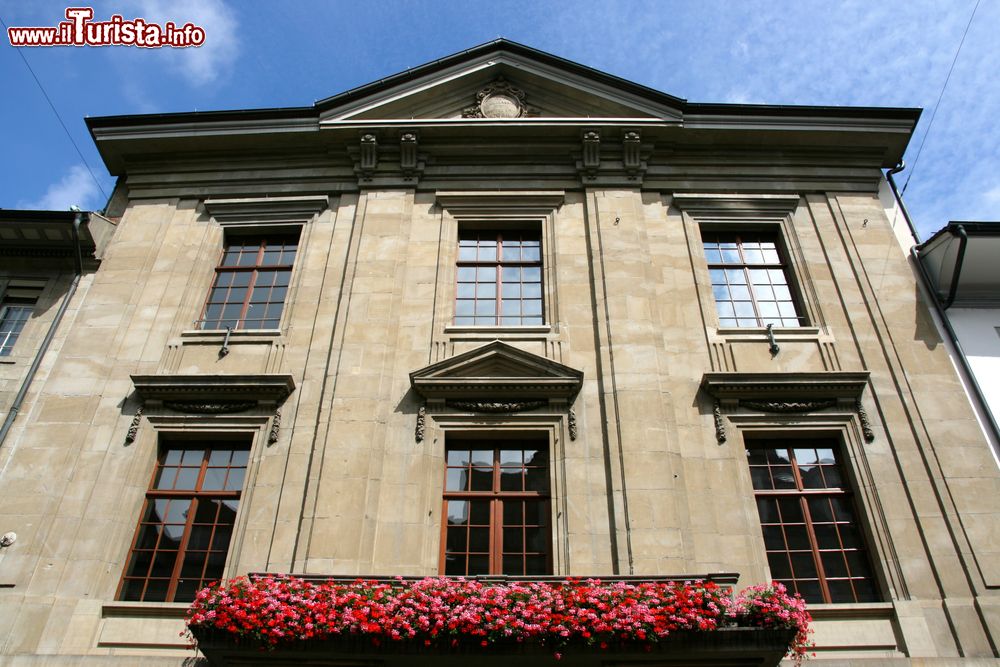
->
0, 212, 85, 449
943, 223, 968, 309
886, 161, 921, 244
913, 244, 1000, 452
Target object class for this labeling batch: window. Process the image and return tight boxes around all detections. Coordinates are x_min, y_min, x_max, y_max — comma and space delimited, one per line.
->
442, 441, 551, 575
703, 232, 803, 327
746, 442, 879, 603
0, 284, 42, 356
456, 229, 543, 326
118, 442, 249, 602
199, 233, 298, 330
0, 299, 34, 356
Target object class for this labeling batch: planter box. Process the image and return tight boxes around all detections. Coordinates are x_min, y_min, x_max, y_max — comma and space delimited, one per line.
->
191, 626, 795, 667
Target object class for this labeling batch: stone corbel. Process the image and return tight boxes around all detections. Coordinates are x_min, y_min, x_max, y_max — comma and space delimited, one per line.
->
856, 399, 875, 443
399, 132, 419, 178
358, 133, 378, 180
713, 401, 726, 444
124, 405, 143, 445
622, 130, 642, 178
268, 408, 281, 445
580, 130, 601, 180
415, 405, 426, 443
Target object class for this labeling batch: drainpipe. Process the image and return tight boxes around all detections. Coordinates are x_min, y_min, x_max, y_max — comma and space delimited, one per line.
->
0, 211, 85, 449
886, 161, 921, 245
913, 243, 1000, 452
942, 223, 968, 309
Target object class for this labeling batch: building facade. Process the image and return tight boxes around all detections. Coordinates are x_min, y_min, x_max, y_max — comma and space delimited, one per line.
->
915, 221, 1000, 464
1, 41, 999, 665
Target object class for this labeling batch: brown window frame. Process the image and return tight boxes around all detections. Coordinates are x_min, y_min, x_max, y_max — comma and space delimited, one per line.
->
117, 441, 250, 603
702, 231, 805, 328
746, 440, 880, 603
455, 228, 544, 326
440, 440, 552, 576
199, 233, 298, 331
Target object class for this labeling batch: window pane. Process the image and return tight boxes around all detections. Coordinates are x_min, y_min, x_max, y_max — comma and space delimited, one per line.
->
469, 467, 493, 491
447, 501, 469, 524
500, 468, 522, 491
502, 267, 520, 282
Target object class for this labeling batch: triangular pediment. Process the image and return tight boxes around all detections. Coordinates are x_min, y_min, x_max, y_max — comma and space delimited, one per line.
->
409, 341, 584, 400
318, 41, 684, 122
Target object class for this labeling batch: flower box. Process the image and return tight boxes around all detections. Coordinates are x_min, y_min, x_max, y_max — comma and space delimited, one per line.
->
186, 576, 809, 667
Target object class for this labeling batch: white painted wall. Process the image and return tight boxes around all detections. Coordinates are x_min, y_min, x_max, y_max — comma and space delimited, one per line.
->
949, 307, 1000, 466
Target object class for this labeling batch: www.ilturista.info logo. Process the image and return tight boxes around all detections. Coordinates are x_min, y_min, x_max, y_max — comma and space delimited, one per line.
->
7, 7, 206, 47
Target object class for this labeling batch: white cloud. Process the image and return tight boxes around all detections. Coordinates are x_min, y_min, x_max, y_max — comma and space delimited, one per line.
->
983, 185, 1000, 205
120, 0, 239, 86
19, 165, 102, 211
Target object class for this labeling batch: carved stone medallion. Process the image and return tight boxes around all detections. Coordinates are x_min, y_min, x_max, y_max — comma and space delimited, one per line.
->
462, 78, 534, 119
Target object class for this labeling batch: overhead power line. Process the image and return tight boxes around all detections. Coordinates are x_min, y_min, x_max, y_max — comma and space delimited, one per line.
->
0, 14, 110, 205
902, 0, 981, 195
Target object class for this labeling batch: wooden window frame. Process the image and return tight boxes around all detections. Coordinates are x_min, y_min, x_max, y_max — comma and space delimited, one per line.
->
746, 440, 880, 603
455, 228, 544, 327
117, 441, 250, 603
702, 231, 805, 328
440, 440, 552, 576
199, 233, 298, 331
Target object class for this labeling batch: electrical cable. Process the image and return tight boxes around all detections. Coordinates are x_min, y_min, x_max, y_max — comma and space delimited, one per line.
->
0, 14, 109, 204
901, 0, 981, 195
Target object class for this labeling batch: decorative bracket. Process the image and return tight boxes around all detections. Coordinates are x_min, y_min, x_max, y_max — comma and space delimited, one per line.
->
268, 409, 281, 445
358, 133, 378, 180
622, 130, 642, 178
400, 132, 418, 177
713, 401, 726, 444
580, 130, 601, 179
568, 408, 578, 441
415, 405, 426, 444
124, 406, 143, 445
856, 399, 875, 443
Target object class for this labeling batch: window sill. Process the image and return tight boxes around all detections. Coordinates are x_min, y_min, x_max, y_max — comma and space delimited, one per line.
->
715, 326, 821, 338
444, 325, 552, 335
180, 329, 282, 342
101, 601, 190, 617
806, 601, 894, 619
0, 359, 16, 365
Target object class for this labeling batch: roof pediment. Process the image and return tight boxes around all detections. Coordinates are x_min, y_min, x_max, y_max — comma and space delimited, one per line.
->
409, 341, 584, 400
318, 41, 684, 123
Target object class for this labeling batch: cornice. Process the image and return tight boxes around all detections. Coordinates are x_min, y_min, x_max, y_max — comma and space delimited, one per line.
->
672, 193, 801, 218
701, 372, 870, 401
130, 373, 296, 405
203, 196, 329, 225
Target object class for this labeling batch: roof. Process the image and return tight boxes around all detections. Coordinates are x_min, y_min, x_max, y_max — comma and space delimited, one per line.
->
916, 221, 1000, 307
86, 39, 922, 174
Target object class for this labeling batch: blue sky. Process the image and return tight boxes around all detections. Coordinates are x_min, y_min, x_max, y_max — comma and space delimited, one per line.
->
1, 0, 996, 240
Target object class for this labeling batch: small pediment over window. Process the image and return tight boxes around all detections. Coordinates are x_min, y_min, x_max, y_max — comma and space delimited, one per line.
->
409, 341, 583, 400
